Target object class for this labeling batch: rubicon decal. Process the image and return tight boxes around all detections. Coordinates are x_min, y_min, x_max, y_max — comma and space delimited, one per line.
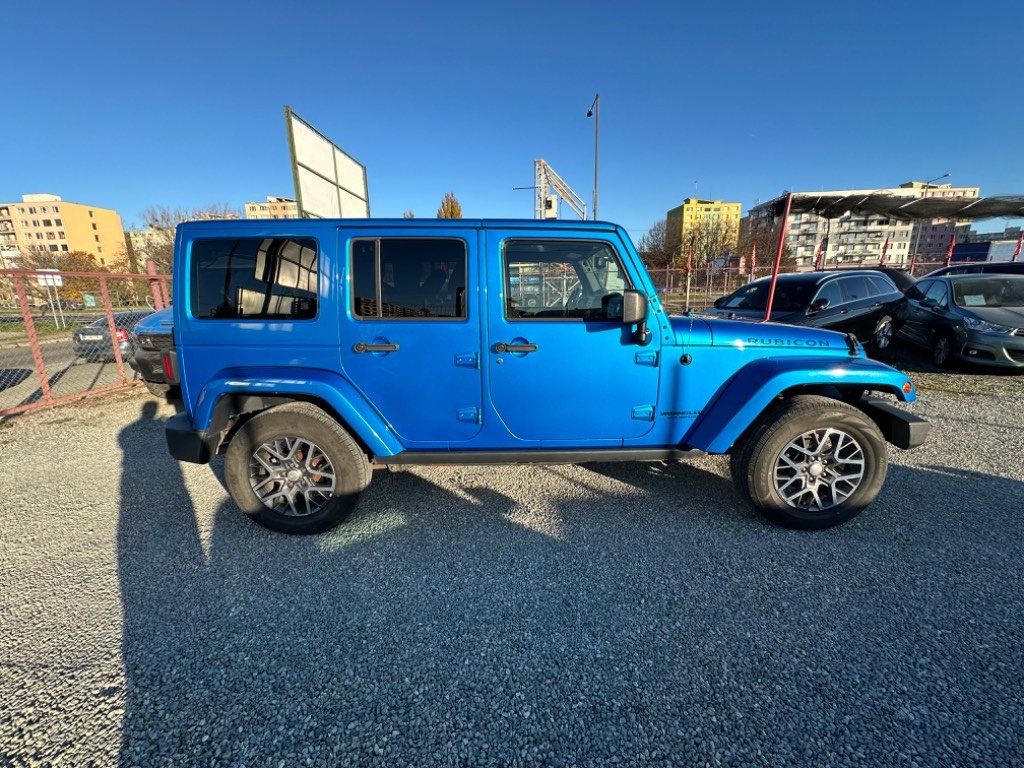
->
747, 338, 831, 347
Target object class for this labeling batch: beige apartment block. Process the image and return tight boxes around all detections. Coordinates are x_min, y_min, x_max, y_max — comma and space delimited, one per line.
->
245, 196, 299, 219
0, 193, 126, 267
746, 182, 980, 268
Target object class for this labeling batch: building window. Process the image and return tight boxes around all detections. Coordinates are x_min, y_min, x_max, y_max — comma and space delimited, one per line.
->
94, 235, 100, 242
88, 210, 94, 218
92, 223, 97, 230
98, 247, 103, 254
49, 245, 58, 252
55, 219, 62, 226
60, 245, 68, 251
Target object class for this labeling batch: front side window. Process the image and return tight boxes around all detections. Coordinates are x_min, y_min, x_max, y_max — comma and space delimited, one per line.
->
924, 281, 949, 309
190, 237, 318, 320
813, 281, 844, 309
352, 238, 467, 319
504, 239, 630, 320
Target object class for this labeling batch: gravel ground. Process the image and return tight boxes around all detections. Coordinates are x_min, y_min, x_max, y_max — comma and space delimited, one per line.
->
1, 354, 1022, 768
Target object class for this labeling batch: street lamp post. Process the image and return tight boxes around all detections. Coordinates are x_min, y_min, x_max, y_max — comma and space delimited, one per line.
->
586, 93, 600, 220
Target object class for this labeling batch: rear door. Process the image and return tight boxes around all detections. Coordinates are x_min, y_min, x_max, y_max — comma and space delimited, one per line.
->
339, 230, 483, 447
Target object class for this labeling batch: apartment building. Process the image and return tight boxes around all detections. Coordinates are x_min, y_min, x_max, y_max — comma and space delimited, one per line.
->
244, 196, 299, 219
666, 198, 742, 252
0, 193, 126, 267
746, 181, 980, 269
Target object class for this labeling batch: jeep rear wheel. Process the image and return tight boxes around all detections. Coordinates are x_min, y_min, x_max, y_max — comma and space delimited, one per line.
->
730, 395, 887, 530
224, 402, 371, 534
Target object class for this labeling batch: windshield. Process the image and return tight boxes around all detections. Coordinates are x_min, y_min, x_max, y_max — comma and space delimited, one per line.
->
952, 277, 1024, 309
719, 281, 814, 313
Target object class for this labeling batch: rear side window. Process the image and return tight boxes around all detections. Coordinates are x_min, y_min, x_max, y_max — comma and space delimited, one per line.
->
351, 238, 467, 319
190, 237, 318, 320
839, 276, 873, 301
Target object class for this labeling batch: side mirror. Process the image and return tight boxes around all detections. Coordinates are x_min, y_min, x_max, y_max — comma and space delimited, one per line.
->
622, 290, 652, 346
810, 298, 830, 313
713, 296, 726, 308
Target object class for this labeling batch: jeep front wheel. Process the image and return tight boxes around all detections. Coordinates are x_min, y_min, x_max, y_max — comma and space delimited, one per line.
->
224, 402, 371, 534
730, 395, 887, 530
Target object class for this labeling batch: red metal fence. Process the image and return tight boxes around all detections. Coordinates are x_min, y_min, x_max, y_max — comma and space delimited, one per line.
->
648, 259, 951, 313
0, 266, 171, 418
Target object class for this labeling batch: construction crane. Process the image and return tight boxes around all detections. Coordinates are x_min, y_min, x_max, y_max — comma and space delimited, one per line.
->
534, 159, 587, 221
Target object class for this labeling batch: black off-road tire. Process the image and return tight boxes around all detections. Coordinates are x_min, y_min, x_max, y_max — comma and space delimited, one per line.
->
224, 402, 371, 534
729, 395, 888, 530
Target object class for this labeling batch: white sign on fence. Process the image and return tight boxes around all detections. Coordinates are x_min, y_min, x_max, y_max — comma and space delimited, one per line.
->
36, 268, 63, 287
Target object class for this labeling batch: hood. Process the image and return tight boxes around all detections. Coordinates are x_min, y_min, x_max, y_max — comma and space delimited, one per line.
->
134, 306, 174, 334
704, 307, 806, 324
674, 316, 857, 354
964, 305, 1024, 328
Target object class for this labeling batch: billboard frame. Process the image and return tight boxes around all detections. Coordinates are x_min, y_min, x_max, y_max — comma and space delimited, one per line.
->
284, 105, 370, 219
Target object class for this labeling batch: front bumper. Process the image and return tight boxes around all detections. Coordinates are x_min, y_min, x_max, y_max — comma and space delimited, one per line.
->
859, 396, 930, 449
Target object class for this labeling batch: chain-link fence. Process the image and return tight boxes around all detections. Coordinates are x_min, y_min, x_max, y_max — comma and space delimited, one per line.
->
647, 258, 955, 314
0, 266, 170, 418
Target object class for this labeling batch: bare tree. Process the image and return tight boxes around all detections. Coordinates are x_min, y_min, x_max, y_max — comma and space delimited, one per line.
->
683, 217, 740, 271
436, 193, 462, 219
118, 204, 242, 273
636, 220, 675, 270
403, 210, 415, 219
737, 222, 796, 277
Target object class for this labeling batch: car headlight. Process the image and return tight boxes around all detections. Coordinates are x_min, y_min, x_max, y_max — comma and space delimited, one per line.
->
963, 317, 1014, 334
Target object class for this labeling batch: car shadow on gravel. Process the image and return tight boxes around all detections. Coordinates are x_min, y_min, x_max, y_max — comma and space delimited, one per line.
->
113, 402, 1024, 768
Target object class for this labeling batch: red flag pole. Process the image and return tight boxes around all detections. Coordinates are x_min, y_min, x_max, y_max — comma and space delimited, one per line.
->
749, 242, 757, 282
1012, 231, 1023, 262
880, 234, 890, 266
764, 192, 793, 322
944, 232, 957, 267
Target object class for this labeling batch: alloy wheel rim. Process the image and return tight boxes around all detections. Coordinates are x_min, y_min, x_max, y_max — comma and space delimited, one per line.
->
875, 321, 893, 349
248, 436, 336, 517
772, 427, 866, 512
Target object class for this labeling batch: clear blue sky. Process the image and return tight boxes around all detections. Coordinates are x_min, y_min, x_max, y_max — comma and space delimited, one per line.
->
4, 0, 1023, 238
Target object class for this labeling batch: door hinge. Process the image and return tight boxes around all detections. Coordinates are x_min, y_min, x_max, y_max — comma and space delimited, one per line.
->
455, 352, 479, 369
456, 407, 481, 424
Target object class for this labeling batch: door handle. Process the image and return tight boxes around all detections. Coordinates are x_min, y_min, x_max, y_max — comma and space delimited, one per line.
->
354, 342, 399, 353
494, 342, 538, 353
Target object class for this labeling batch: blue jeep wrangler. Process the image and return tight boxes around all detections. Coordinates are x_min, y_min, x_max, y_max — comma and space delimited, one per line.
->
164, 218, 928, 533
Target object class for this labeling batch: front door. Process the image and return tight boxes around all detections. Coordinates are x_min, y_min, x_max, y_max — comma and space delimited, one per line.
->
484, 231, 660, 443
339, 230, 483, 446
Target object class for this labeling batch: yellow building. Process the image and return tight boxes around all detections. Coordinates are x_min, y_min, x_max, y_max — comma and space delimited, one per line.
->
666, 198, 742, 253
245, 196, 299, 219
0, 193, 126, 266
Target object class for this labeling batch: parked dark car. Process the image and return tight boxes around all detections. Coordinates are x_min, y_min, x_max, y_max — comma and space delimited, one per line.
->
706, 270, 906, 355
866, 266, 917, 294
39, 298, 84, 312
72, 310, 155, 363
896, 274, 1024, 368
127, 307, 178, 397
922, 260, 1024, 279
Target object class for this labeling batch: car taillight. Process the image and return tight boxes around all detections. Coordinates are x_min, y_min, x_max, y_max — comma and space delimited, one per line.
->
115, 329, 129, 342
163, 351, 178, 384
